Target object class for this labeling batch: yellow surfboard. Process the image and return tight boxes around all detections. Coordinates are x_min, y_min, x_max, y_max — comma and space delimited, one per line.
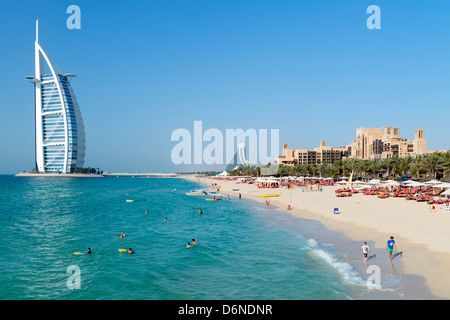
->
119, 249, 127, 252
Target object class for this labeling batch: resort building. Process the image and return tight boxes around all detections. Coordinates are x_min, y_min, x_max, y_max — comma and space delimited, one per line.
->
277, 141, 343, 166
277, 127, 435, 166
25, 20, 86, 173
344, 127, 434, 160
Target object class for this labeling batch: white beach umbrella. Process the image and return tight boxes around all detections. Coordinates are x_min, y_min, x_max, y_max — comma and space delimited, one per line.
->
383, 180, 401, 186
442, 189, 450, 196
425, 180, 443, 186
406, 181, 426, 187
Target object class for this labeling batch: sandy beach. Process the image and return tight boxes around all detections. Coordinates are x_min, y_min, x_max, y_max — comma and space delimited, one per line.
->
183, 175, 450, 299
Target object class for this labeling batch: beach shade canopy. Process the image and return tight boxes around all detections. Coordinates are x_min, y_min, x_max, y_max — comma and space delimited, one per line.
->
425, 180, 443, 186
442, 189, 450, 196
367, 179, 381, 185
404, 181, 426, 187
382, 180, 401, 186
437, 183, 450, 189
339, 176, 349, 180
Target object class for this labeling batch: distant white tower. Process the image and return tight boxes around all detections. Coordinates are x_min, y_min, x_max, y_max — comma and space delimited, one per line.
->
225, 142, 249, 171
237, 142, 249, 167
25, 20, 86, 173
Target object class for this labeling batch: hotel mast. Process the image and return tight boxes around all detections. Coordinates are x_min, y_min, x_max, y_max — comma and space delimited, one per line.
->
25, 20, 86, 173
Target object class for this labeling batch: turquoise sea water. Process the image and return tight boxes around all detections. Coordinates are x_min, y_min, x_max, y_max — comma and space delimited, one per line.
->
0, 175, 429, 300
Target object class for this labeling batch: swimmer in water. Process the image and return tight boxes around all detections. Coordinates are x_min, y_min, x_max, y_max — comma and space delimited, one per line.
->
128, 248, 135, 254
145, 210, 148, 214
120, 232, 126, 238
164, 217, 168, 222
186, 242, 191, 248
198, 209, 203, 215
192, 239, 197, 246
87, 248, 92, 254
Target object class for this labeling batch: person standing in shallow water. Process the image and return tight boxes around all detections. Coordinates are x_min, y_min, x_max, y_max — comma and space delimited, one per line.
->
360, 242, 369, 262
386, 236, 397, 261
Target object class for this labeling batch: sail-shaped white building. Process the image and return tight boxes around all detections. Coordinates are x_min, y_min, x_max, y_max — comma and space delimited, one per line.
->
25, 20, 86, 173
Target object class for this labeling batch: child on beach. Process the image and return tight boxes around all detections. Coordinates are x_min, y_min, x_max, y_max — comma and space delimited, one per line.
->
360, 242, 369, 262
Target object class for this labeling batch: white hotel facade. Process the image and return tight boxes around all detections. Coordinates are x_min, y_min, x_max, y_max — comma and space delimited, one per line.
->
25, 20, 86, 173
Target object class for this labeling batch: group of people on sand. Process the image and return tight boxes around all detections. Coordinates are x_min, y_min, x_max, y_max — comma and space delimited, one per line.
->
359, 236, 398, 263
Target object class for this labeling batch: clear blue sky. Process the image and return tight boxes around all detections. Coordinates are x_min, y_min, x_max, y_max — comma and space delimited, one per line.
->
0, 0, 449, 173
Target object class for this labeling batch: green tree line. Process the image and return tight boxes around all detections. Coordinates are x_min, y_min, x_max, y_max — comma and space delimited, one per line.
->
227, 151, 450, 180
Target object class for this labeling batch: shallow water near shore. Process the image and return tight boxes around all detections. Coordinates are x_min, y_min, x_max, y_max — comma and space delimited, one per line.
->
0, 175, 435, 299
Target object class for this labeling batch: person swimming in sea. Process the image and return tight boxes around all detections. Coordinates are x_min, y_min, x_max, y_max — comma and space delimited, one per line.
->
192, 239, 197, 246
128, 248, 135, 254
120, 232, 126, 238
198, 209, 203, 215
87, 248, 92, 254
186, 242, 191, 248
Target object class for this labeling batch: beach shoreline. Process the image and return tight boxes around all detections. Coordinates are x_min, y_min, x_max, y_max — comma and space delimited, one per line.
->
182, 175, 450, 300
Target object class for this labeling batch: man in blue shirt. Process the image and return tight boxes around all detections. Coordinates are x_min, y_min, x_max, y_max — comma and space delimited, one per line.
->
386, 236, 397, 261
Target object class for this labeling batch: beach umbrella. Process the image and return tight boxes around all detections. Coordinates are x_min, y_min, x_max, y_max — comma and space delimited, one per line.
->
405, 181, 426, 187
442, 189, 450, 196
426, 180, 443, 186
382, 180, 401, 186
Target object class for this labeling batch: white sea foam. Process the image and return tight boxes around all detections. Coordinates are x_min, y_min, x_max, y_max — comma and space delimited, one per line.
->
307, 238, 319, 248
311, 248, 366, 287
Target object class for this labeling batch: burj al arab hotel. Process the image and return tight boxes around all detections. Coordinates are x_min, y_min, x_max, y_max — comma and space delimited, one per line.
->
25, 20, 86, 173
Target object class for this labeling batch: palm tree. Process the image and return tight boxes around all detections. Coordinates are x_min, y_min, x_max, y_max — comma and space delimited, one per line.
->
421, 153, 445, 178
381, 157, 398, 178
368, 159, 385, 179
347, 158, 362, 178
440, 151, 450, 178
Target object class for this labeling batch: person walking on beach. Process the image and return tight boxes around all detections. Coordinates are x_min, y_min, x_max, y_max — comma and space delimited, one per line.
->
360, 242, 370, 262
386, 236, 397, 261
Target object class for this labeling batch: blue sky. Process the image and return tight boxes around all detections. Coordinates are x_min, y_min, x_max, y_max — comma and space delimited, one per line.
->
0, 0, 449, 173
